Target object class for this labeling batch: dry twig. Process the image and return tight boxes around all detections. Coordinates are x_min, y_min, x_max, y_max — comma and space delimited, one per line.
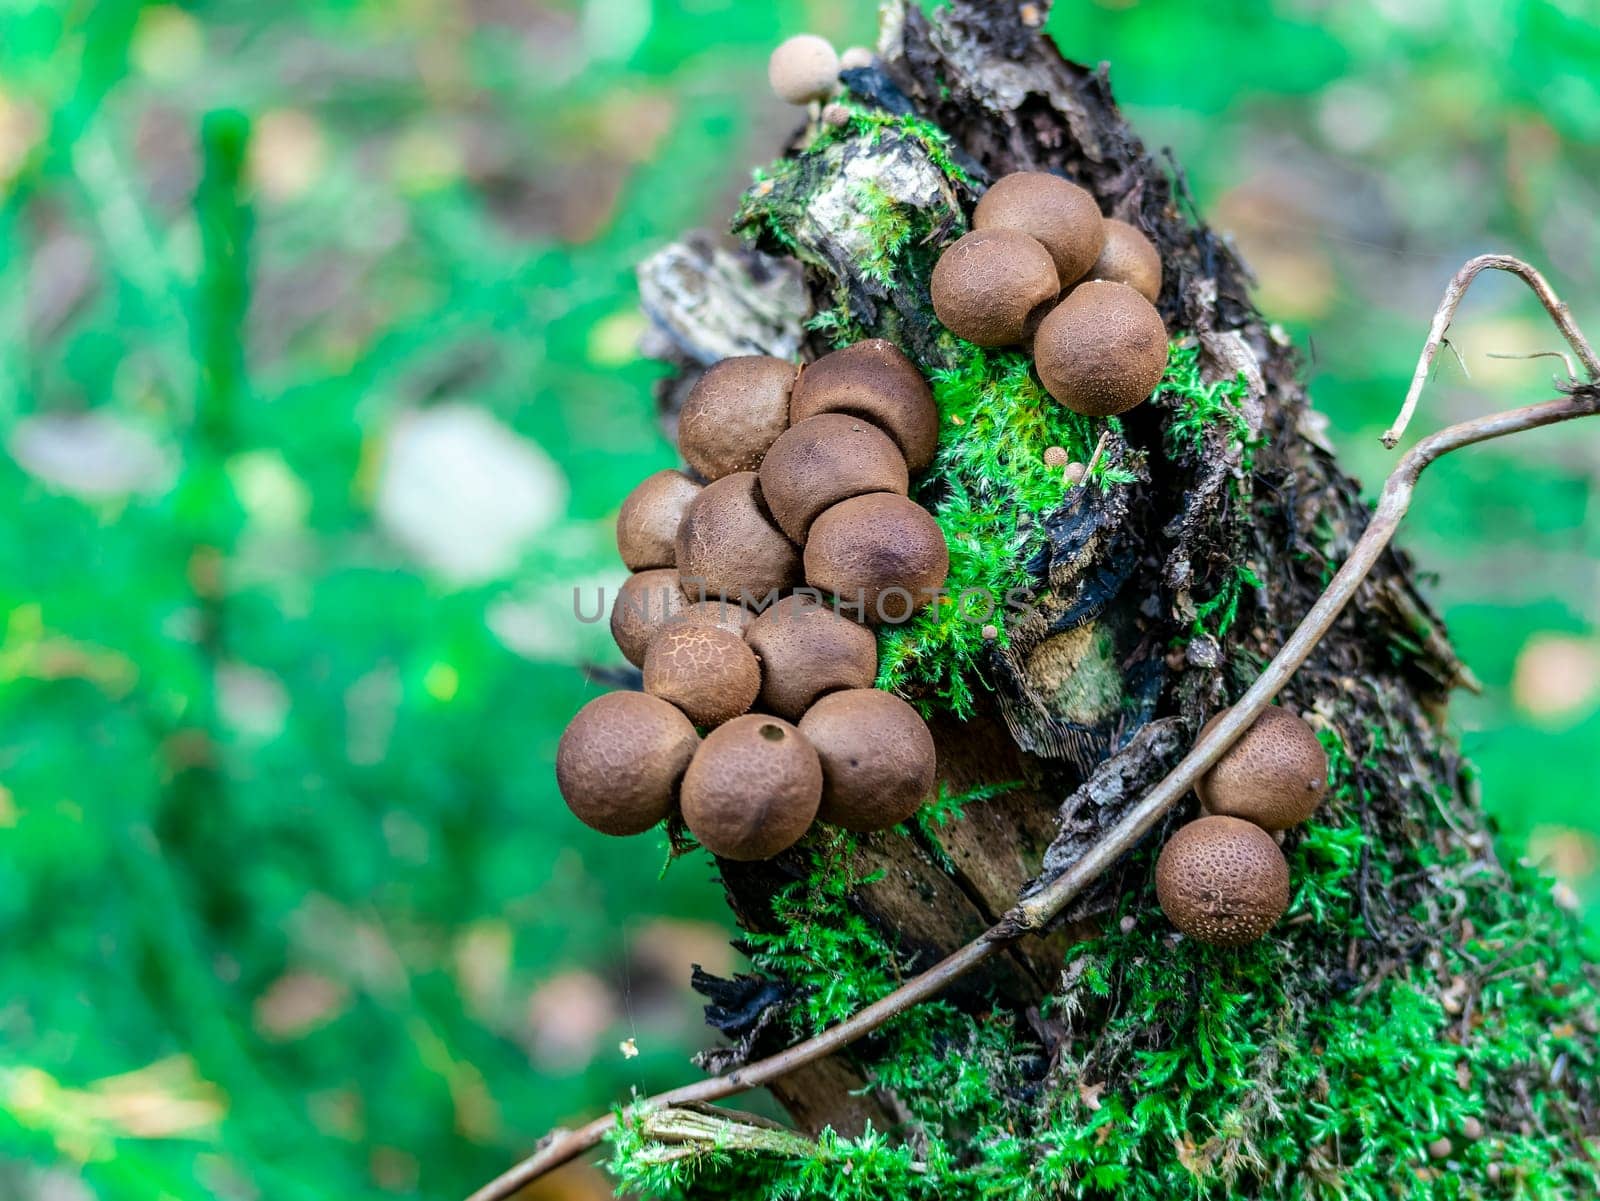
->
464, 254, 1598, 1201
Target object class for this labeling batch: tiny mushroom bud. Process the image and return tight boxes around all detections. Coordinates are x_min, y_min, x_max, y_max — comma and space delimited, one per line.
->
804, 493, 949, 624
675, 472, 803, 603
981, 623, 999, 640
930, 228, 1060, 347
1034, 280, 1170, 417
1088, 218, 1163, 303
1042, 445, 1069, 468
759, 413, 909, 543
1428, 1137, 1454, 1161
1196, 705, 1330, 830
839, 45, 874, 71
789, 339, 939, 472
973, 171, 1105, 287
557, 692, 699, 836
681, 715, 823, 860
643, 624, 761, 729
768, 34, 840, 105
1461, 1117, 1485, 1142
616, 469, 701, 570
821, 103, 851, 128
611, 568, 689, 667
800, 688, 936, 831
1155, 815, 1291, 946
744, 595, 878, 720
677, 355, 797, 481
1063, 461, 1087, 486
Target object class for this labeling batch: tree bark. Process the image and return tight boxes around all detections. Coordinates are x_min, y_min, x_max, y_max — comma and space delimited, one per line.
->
635, 0, 1598, 1183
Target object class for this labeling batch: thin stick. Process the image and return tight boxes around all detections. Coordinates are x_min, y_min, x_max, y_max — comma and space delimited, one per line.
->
466, 261, 1599, 1201
1382, 254, 1598, 448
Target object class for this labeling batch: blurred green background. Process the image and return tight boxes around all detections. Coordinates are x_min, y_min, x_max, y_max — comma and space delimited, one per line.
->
0, 0, 1595, 1197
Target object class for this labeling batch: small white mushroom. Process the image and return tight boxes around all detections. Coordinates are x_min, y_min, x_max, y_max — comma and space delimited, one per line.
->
840, 46, 875, 71
768, 34, 840, 105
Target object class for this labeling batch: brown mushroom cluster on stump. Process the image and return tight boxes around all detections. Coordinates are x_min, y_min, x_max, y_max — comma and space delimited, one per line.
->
557, 339, 951, 860
929, 169, 1170, 419
1155, 705, 1330, 945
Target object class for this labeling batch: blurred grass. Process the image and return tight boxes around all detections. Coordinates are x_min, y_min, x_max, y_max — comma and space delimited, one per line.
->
0, 0, 1595, 1197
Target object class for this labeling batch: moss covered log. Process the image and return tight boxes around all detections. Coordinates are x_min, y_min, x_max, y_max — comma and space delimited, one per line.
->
626, 1, 1600, 1195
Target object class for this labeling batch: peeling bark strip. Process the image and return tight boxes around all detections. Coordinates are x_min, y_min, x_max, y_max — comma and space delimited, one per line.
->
470, 2, 1600, 1196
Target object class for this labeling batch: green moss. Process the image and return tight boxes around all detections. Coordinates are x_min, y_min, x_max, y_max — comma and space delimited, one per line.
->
612, 729, 1600, 1200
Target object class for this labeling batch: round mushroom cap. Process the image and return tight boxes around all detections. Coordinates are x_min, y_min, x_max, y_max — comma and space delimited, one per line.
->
789, 340, 939, 472
839, 45, 874, 71
1155, 815, 1290, 946
643, 624, 761, 729
1034, 280, 1169, 417
1087, 218, 1163, 303
678, 356, 797, 481
665, 599, 755, 639
768, 34, 840, 105
557, 691, 699, 836
744, 595, 878, 720
800, 689, 936, 831
759, 414, 909, 543
973, 171, 1106, 286
675, 472, 803, 605
681, 714, 822, 860
1196, 705, 1329, 831
611, 568, 689, 667
930, 228, 1060, 347
804, 493, 949, 624
617, 469, 701, 570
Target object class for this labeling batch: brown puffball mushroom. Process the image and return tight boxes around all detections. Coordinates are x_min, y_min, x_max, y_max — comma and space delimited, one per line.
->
666, 599, 754, 639
800, 689, 936, 831
1034, 280, 1169, 417
680, 714, 822, 860
744, 595, 878, 719
616, 469, 701, 570
643, 624, 761, 728
759, 414, 909, 543
930, 228, 1060, 347
805, 493, 949, 623
768, 34, 840, 105
1155, 815, 1290, 946
677, 356, 797, 481
611, 568, 689, 667
789, 340, 939, 472
675, 472, 802, 603
556, 691, 699, 835
1088, 218, 1163, 303
1196, 705, 1329, 830
973, 171, 1105, 287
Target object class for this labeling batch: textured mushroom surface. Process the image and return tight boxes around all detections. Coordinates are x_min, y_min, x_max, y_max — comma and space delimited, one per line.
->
642, 624, 761, 728
788, 339, 940, 472
680, 714, 822, 860
758, 413, 909, 543
799, 688, 936, 831
616, 469, 701, 571
665, 599, 755, 639
930, 228, 1060, 347
972, 170, 1105, 286
675, 471, 802, 603
1087, 218, 1162, 302
804, 493, 949, 623
767, 34, 839, 104
744, 595, 878, 719
610, 568, 689, 667
1155, 815, 1290, 945
677, 355, 797, 480
556, 691, 699, 836
1196, 705, 1329, 830
1034, 279, 1169, 417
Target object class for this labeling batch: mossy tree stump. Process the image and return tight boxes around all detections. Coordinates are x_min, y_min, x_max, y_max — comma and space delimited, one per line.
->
628, 2, 1600, 1195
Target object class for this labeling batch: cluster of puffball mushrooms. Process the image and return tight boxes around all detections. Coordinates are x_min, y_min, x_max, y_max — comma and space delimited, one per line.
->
1157, 706, 1331, 945
557, 341, 950, 862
